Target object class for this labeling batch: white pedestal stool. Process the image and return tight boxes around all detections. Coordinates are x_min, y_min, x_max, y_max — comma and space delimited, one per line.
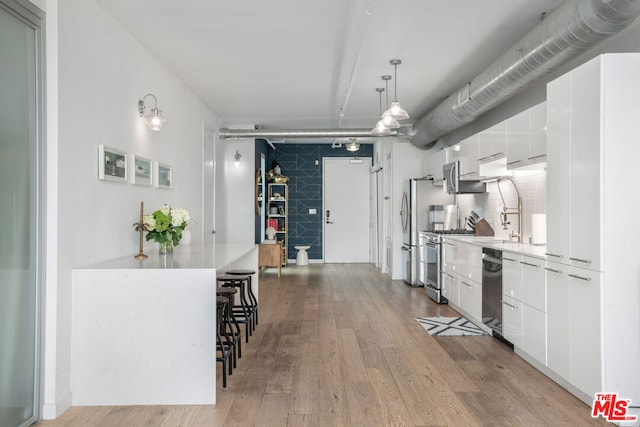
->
294, 245, 310, 266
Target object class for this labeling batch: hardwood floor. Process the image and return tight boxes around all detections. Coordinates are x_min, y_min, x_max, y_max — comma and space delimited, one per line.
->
38, 264, 609, 426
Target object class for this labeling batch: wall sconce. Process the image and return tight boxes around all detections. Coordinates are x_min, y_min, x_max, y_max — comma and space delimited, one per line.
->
138, 93, 167, 131
233, 149, 242, 167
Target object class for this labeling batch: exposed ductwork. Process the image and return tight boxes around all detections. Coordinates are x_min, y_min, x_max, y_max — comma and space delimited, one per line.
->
219, 0, 640, 145
218, 128, 396, 140
410, 0, 640, 148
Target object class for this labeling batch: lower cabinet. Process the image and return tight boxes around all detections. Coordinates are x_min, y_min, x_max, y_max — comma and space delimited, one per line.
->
459, 277, 482, 322
502, 295, 523, 348
442, 270, 459, 307
546, 261, 602, 398
522, 304, 546, 364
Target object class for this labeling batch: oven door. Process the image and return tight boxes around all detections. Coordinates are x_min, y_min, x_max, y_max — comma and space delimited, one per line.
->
424, 242, 440, 290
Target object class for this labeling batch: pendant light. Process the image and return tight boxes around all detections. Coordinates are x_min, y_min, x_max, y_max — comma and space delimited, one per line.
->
346, 137, 360, 152
371, 88, 392, 136
383, 59, 410, 121
380, 75, 400, 128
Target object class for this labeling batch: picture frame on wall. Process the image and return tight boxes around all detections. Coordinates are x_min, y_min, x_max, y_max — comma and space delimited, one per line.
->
155, 161, 172, 189
130, 155, 153, 186
98, 144, 127, 182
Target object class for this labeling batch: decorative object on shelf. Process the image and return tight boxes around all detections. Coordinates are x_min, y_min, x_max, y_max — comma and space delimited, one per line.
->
138, 93, 167, 131
267, 160, 289, 183
132, 201, 149, 259
266, 226, 276, 240
272, 160, 282, 175
98, 144, 127, 182
143, 204, 190, 254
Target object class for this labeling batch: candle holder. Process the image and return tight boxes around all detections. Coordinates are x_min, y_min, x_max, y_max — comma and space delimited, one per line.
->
133, 201, 149, 259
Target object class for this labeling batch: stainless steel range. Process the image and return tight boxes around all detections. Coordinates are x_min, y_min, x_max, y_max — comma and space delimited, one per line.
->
419, 229, 475, 303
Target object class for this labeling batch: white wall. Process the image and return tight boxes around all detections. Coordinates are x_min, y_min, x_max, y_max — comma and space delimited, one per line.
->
215, 138, 255, 244
42, 0, 219, 417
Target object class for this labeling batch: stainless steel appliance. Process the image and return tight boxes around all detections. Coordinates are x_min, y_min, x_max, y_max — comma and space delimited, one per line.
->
420, 229, 475, 303
427, 204, 457, 231
482, 248, 504, 338
401, 179, 453, 286
443, 161, 486, 194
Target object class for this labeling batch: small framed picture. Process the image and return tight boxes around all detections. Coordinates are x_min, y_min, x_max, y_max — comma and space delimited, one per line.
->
278, 206, 285, 215
98, 144, 127, 182
131, 155, 153, 186
155, 161, 172, 189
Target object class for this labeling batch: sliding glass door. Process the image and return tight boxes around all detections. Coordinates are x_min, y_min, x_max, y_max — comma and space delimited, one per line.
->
0, 1, 44, 426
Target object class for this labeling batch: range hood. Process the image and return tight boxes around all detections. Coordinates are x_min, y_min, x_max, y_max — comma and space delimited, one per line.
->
443, 161, 486, 194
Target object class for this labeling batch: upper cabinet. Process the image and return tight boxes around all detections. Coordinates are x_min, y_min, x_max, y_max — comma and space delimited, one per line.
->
506, 102, 547, 169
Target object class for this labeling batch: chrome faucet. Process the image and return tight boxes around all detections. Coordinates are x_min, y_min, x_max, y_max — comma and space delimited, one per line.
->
496, 176, 523, 242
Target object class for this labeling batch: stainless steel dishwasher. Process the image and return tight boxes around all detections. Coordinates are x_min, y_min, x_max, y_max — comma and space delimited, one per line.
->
482, 248, 504, 338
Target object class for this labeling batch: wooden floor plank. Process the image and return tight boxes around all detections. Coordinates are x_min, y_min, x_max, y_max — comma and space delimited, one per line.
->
37, 264, 608, 427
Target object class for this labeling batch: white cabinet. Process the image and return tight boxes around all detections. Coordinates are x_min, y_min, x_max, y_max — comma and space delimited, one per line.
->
478, 123, 507, 162
520, 256, 545, 312
459, 277, 482, 322
443, 240, 482, 324
506, 102, 547, 169
502, 295, 522, 348
448, 135, 479, 179
545, 261, 570, 380
568, 267, 601, 398
546, 59, 602, 270
522, 304, 546, 364
501, 253, 522, 301
441, 270, 459, 307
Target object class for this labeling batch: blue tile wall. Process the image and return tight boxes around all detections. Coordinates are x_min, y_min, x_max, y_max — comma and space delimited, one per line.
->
268, 143, 373, 260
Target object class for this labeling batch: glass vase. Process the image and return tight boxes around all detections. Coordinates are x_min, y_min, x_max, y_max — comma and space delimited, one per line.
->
159, 240, 174, 254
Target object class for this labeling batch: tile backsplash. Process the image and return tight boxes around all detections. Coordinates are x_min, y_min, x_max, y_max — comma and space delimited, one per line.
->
455, 170, 546, 242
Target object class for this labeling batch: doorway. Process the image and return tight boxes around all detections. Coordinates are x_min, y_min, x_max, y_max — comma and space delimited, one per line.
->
323, 157, 371, 263
0, 1, 45, 426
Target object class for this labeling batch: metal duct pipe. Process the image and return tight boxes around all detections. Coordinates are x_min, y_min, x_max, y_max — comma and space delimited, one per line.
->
219, 128, 396, 139
410, 0, 640, 148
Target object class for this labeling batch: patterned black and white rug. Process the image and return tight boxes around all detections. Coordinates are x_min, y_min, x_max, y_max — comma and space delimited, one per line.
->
416, 316, 486, 337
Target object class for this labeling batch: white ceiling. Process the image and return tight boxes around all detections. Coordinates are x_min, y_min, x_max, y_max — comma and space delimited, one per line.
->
95, 0, 565, 133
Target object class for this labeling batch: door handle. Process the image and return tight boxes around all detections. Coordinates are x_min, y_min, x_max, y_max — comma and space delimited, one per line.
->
325, 210, 333, 224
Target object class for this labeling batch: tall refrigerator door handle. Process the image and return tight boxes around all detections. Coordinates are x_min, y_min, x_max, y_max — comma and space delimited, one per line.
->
401, 192, 408, 233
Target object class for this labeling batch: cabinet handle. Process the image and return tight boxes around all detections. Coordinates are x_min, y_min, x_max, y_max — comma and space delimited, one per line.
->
520, 261, 540, 268
568, 273, 592, 282
527, 154, 546, 161
478, 156, 491, 162
490, 152, 505, 158
441, 271, 455, 279
442, 241, 455, 246
569, 257, 592, 264
461, 281, 473, 288
507, 160, 523, 166
501, 300, 518, 309
545, 252, 564, 258
544, 267, 562, 274
501, 257, 517, 262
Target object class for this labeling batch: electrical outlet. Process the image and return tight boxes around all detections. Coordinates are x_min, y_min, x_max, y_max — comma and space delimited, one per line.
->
309, 208, 317, 214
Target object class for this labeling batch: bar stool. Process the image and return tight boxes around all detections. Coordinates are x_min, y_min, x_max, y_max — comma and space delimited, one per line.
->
216, 286, 241, 364
217, 274, 254, 342
225, 269, 258, 326
216, 296, 233, 388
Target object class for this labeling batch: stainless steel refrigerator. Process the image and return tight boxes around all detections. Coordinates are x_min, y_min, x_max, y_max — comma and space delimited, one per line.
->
401, 178, 453, 285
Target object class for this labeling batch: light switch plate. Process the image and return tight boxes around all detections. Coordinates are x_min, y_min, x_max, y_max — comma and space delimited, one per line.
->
309, 208, 317, 214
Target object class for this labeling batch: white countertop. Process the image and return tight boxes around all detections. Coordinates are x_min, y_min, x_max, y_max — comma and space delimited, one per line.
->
79, 243, 257, 270
443, 235, 548, 259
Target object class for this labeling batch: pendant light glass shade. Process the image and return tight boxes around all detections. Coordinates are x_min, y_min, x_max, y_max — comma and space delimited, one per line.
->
346, 138, 360, 152
381, 114, 400, 129
371, 86, 392, 136
382, 101, 409, 121
371, 119, 392, 136
383, 59, 410, 120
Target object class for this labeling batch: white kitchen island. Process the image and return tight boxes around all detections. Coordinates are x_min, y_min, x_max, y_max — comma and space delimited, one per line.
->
70, 243, 258, 406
